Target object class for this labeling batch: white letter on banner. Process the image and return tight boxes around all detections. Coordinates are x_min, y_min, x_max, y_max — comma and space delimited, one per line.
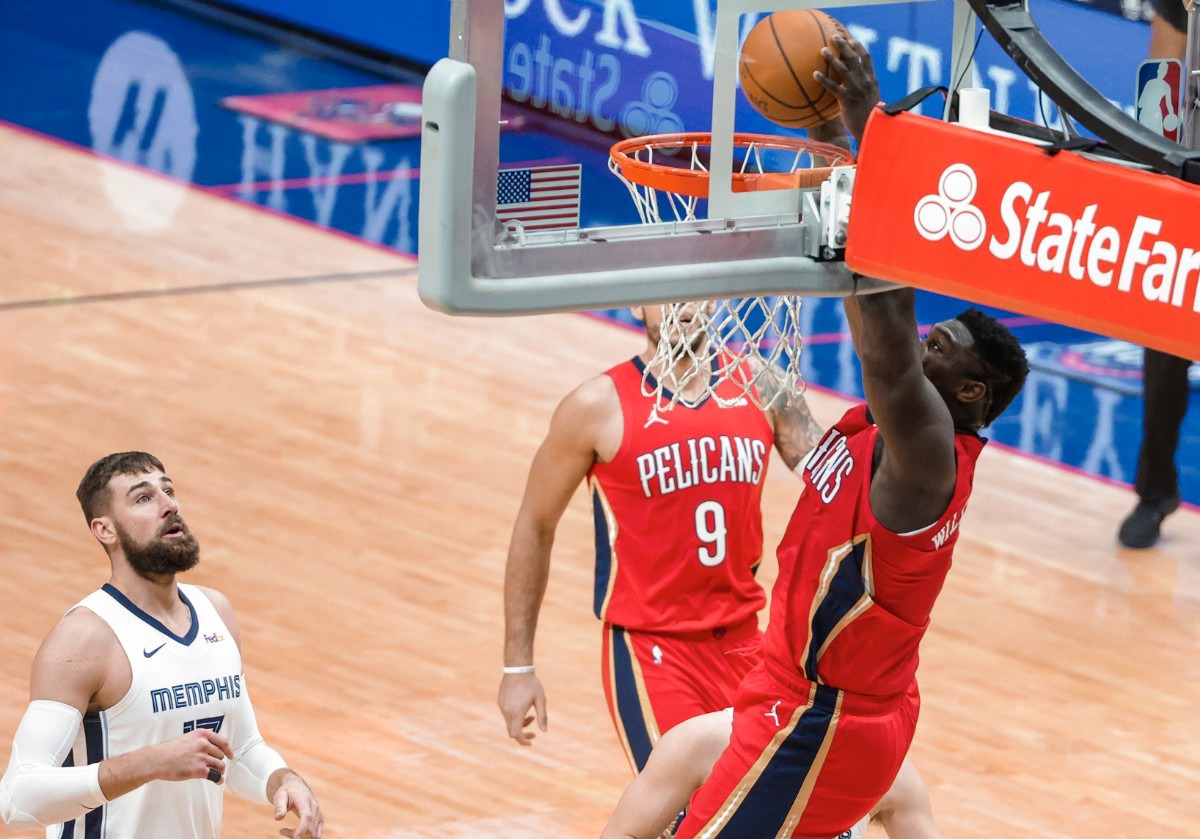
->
505, 0, 533, 18
544, 0, 590, 37
1088, 227, 1120, 286
596, 0, 650, 57
238, 116, 289, 212
1118, 216, 1160, 292
847, 25, 879, 52
886, 39, 942, 115
693, 0, 717, 79
1141, 241, 1177, 303
300, 137, 353, 228
986, 66, 1017, 114
1174, 248, 1200, 307
989, 181, 1030, 260
1081, 389, 1124, 481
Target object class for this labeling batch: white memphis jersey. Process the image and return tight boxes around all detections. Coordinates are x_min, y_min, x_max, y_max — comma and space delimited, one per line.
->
51, 583, 243, 839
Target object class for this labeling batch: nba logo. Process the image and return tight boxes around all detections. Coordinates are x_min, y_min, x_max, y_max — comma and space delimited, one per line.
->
1136, 59, 1183, 141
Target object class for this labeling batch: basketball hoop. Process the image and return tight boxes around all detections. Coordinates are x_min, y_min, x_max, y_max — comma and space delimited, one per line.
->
608, 132, 854, 223
609, 132, 854, 411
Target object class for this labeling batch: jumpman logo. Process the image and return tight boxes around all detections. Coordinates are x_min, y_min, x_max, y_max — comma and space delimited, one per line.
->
764, 700, 782, 727
643, 407, 669, 428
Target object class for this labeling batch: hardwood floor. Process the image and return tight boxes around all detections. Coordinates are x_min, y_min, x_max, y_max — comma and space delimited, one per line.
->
0, 123, 1197, 838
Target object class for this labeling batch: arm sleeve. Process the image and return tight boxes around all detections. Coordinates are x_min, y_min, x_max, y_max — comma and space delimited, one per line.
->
0, 700, 108, 827
224, 682, 288, 805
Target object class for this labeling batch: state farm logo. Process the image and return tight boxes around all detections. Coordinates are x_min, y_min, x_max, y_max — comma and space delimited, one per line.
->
914, 163, 987, 250
910, 162, 1198, 312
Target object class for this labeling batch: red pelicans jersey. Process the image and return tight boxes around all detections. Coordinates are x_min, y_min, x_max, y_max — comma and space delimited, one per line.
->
588, 357, 773, 632
762, 403, 984, 697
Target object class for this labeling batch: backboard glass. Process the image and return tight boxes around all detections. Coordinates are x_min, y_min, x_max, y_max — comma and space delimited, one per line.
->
419, 0, 1200, 363
417, 0, 941, 314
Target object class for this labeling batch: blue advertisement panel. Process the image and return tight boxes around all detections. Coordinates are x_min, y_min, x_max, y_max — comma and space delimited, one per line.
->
218, 0, 452, 66
214, 0, 1152, 133
499, 0, 1150, 139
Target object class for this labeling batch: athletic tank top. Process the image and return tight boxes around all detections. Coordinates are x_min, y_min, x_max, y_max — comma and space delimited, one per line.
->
587, 357, 772, 632
762, 403, 984, 697
53, 583, 243, 839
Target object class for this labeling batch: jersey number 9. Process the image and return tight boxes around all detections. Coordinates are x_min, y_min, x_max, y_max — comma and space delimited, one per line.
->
695, 500, 728, 567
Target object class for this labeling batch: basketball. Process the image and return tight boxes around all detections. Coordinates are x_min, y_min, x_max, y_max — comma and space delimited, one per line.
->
738, 10, 849, 128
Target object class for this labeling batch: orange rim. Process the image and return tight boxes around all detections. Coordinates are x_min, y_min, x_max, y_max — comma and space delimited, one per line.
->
609, 132, 854, 198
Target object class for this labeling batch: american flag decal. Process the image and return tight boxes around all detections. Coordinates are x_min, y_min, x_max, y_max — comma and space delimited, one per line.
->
496, 164, 582, 231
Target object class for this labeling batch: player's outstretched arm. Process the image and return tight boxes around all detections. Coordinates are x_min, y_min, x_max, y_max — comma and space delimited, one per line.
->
499, 376, 618, 746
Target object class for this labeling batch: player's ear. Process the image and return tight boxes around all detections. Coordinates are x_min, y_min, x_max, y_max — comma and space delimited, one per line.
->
957, 378, 987, 405
629, 306, 644, 322
90, 516, 118, 547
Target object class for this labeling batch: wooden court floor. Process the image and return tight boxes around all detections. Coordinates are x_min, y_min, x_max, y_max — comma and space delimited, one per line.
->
1, 124, 1198, 838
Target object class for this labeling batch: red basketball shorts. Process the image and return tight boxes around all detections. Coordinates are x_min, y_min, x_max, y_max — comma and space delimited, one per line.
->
674, 659, 919, 839
601, 618, 762, 772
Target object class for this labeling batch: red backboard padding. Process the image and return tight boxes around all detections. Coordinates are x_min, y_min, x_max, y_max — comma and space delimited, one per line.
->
847, 107, 1200, 361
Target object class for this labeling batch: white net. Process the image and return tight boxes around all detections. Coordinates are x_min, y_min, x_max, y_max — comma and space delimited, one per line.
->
608, 133, 821, 412
642, 297, 805, 412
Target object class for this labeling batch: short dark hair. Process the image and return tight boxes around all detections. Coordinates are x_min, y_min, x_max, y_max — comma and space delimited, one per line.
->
955, 308, 1029, 427
76, 452, 165, 522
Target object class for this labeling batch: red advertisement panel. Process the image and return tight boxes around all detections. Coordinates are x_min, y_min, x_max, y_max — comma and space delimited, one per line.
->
846, 108, 1200, 361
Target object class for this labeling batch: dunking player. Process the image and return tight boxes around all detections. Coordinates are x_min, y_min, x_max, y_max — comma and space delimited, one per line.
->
501, 303, 943, 835
655, 36, 1029, 839
0, 452, 323, 838
497, 302, 824, 770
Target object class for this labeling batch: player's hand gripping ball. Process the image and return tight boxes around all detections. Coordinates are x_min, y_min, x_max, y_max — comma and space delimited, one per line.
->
739, 9, 850, 128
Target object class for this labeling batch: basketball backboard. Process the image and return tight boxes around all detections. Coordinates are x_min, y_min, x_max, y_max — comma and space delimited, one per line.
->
417, 0, 934, 315
419, 0, 1200, 361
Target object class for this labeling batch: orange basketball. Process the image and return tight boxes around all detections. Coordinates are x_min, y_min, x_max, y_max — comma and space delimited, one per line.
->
738, 9, 849, 128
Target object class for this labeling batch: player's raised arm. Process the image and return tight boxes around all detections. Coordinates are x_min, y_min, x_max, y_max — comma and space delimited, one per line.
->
814, 34, 882, 147
843, 288, 959, 532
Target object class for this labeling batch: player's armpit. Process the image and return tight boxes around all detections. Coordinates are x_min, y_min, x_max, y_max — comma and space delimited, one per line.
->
0, 700, 106, 827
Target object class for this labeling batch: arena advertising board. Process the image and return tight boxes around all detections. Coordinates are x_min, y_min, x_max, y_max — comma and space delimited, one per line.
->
846, 108, 1200, 361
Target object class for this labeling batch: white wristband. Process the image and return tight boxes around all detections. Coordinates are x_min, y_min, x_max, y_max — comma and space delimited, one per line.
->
503, 665, 535, 675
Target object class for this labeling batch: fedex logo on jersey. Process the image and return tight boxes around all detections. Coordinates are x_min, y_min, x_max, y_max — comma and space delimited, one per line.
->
204, 632, 225, 644
847, 109, 1200, 361
635, 435, 767, 498
804, 429, 855, 504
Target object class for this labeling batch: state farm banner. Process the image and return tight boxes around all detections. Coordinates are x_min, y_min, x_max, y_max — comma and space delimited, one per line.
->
846, 108, 1200, 362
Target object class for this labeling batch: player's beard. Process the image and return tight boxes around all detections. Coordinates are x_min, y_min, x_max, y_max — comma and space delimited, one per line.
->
115, 516, 201, 579
648, 316, 709, 357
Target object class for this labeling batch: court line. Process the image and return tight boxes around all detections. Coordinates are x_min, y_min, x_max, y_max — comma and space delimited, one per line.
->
0, 268, 416, 313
